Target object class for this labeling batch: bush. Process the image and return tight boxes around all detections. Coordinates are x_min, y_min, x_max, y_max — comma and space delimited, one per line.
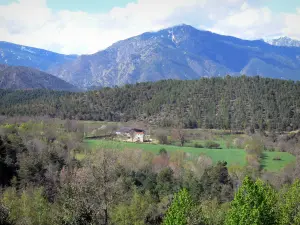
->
273, 156, 281, 161
233, 137, 245, 149
156, 133, 169, 145
205, 141, 220, 149
194, 143, 204, 148
159, 148, 168, 156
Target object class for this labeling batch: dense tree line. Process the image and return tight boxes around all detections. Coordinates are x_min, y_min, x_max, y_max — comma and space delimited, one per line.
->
1, 76, 300, 131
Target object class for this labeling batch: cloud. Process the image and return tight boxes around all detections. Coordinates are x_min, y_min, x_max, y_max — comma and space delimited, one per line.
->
210, 3, 283, 39
0, 0, 299, 54
282, 9, 300, 39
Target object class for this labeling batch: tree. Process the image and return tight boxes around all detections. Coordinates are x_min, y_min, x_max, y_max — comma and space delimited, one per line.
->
278, 179, 300, 225
200, 161, 234, 203
111, 189, 154, 225
156, 129, 169, 145
0, 134, 19, 186
225, 176, 277, 225
0, 201, 9, 225
201, 199, 230, 225
162, 188, 202, 225
171, 128, 186, 147
155, 167, 180, 198
244, 135, 264, 156
2, 187, 55, 225
58, 149, 125, 225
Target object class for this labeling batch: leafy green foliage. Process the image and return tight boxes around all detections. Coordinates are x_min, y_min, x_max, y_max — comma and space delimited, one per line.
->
162, 188, 198, 225
2, 188, 55, 225
225, 176, 277, 225
201, 199, 230, 225
1, 120, 300, 224
111, 189, 154, 225
204, 141, 221, 149
278, 179, 300, 225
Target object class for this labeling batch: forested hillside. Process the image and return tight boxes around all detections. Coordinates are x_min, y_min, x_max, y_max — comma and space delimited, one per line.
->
0, 64, 78, 91
1, 76, 300, 131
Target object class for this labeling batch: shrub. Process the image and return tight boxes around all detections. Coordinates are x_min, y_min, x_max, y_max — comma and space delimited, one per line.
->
194, 143, 204, 148
156, 133, 168, 145
159, 148, 168, 156
205, 141, 220, 149
273, 156, 281, 161
233, 137, 245, 149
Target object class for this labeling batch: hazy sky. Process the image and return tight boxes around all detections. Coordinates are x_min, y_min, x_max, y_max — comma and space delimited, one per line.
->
0, 0, 299, 54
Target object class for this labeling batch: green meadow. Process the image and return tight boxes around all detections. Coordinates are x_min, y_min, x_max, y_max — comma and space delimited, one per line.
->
84, 139, 296, 172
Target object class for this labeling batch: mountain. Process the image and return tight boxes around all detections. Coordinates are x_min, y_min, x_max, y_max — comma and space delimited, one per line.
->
49, 24, 300, 88
0, 64, 78, 91
0, 41, 77, 72
265, 36, 300, 47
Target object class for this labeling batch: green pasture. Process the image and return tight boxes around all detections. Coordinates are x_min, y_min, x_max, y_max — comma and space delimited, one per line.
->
84, 139, 296, 172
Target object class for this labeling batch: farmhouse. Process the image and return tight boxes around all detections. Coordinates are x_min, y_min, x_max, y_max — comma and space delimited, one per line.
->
116, 127, 146, 142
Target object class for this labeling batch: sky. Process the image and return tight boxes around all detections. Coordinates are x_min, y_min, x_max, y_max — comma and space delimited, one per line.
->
0, 0, 299, 54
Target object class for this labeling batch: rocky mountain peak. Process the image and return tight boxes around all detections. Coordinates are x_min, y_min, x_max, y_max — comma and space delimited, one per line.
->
265, 36, 300, 47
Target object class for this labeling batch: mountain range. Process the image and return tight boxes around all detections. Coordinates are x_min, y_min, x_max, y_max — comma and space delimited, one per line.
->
0, 64, 77, 91
1, 24, 300, 89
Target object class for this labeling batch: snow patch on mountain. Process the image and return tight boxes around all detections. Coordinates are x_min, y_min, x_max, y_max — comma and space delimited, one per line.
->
265, 37, 300, 48
21, 46, 36, 54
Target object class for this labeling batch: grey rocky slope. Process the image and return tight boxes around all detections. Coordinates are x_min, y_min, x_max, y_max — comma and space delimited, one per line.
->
50, 24, 300, 88
265, 36, 300, 48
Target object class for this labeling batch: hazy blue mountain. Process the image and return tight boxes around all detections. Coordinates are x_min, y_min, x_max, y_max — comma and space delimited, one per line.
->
2, 25, 300, 88
265, 36, 300, 48
0, 41, 77, 72
49, 25, 300, 88
0, 64, 78, 91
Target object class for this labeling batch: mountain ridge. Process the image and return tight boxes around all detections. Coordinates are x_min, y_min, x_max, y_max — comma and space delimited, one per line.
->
0, 41, 77, 72
0, 64, 78, 91
49, 24, 300, 88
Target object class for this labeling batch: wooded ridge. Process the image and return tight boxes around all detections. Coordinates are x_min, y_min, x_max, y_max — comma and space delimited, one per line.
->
0, 76, 299, 132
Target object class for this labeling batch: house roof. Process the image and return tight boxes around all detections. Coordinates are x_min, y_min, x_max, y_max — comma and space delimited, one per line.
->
116, 127, 145, 133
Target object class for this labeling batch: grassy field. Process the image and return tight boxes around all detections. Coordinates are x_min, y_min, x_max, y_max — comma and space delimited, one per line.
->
261, 152, 295, 171
84, 139, 296, 172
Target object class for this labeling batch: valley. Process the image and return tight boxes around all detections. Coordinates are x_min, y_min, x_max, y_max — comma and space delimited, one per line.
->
1, 9, 300, 223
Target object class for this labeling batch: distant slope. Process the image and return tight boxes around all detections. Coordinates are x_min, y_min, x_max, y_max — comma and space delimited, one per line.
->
50, 24, 300, 88
0, 41, 77, 72
265, 37, 300, 47
0, 64, 78, 91
0, 76, 300, 132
